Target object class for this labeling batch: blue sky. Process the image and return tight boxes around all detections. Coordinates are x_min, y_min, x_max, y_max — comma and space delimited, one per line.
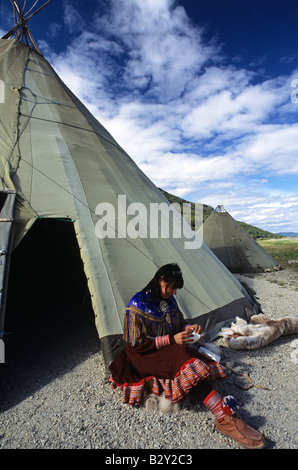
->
1, 0, 298, 233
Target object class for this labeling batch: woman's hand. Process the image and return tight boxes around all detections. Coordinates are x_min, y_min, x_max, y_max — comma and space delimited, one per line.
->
174, 331, 192, 344
184, 324, 203, 334
190, 324, 203, 334
174, 324, 202, 344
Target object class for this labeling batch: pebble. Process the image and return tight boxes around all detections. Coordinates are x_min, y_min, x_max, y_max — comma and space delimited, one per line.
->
0, 269, 297, 450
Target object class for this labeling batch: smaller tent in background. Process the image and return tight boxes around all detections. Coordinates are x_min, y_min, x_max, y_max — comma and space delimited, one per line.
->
197, 205, 280, 273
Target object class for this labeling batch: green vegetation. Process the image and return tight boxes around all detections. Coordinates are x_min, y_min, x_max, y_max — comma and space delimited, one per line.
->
258, 238, 298, 272
237, 221, 283, 240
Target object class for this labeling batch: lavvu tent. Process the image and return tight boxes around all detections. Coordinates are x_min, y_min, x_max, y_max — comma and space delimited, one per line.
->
198, 205, 280, 273
0, 14, 259, 368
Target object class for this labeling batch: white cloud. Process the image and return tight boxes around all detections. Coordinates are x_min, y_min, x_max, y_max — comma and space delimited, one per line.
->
63, 4, 85, 34
95, 0, 213, 100
182, 75, 290, 141
39, 0, 298, 233
242, 124, 298, 174
48, 0, 217, 107
200, 187, 298, 233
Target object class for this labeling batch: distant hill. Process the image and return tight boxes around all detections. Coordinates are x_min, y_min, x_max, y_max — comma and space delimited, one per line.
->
237, 221, 283, 240
278, 232, 298, 237
159, 188, 283, 240
159, 188, 213, 228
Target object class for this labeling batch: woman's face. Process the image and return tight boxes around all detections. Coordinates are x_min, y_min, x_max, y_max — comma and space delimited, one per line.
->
159, 279, 177, 299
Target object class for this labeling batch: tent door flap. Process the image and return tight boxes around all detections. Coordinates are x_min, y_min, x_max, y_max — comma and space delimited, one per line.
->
0, 190, 16, 337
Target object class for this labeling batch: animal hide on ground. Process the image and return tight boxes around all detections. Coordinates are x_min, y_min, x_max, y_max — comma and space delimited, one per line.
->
144, 392, 181, 413
144, 387, 205, 414
219, 315, 298, 350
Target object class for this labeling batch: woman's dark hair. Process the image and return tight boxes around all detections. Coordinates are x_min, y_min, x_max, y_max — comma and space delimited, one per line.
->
143, 263, 184, 301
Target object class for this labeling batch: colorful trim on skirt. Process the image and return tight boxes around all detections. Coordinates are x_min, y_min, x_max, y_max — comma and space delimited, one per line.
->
109, 358, 227, 406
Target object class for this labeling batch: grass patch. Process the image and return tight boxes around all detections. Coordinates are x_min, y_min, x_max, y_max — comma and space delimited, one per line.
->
258, 238, 298, 272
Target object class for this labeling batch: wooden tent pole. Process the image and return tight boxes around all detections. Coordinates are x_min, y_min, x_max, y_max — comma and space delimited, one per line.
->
2, 0, 52, 55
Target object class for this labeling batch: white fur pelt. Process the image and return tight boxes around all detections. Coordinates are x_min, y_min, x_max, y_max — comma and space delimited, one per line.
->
144, 392, 181, 413
219, 315, 298, 350
144, 388, 203, 414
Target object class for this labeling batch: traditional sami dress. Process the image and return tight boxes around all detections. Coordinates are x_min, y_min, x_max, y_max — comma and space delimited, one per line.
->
109, 290, 226, 406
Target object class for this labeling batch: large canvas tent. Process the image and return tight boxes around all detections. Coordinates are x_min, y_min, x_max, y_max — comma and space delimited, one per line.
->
0, 12, 259, 367
198, 205, 279, 273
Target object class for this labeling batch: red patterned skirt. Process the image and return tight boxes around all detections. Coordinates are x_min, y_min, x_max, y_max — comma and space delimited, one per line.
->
109, 340, 227, 406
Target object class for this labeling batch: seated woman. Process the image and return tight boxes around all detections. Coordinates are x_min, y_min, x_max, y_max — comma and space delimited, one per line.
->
109, 263, 265, 449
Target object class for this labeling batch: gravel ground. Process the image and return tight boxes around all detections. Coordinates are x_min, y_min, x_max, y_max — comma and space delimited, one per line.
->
0, 268, 297, 450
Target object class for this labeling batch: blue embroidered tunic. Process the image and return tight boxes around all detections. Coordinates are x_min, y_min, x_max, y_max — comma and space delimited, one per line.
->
123, 290, 186, 346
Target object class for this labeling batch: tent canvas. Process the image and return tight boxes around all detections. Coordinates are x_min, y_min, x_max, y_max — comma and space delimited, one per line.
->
0, 189, 16, 336
198, 205, 279, 273
0, 36, 259, 367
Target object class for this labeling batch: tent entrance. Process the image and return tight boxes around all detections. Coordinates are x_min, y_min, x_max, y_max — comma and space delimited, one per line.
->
0, 189, 16, 337
6, 218, 92, 318
3, 219, 100, 398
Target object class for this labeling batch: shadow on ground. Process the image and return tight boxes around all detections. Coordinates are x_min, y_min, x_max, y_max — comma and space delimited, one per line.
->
0, 219, 101, 411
